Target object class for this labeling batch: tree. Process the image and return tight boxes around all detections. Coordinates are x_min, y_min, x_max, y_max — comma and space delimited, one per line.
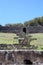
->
5, 24, 12, 27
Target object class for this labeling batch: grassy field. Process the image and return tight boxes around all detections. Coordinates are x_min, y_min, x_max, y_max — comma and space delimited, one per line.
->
0, 33, 19, 44
30, 33, 43, 50
0, 33, 43, 50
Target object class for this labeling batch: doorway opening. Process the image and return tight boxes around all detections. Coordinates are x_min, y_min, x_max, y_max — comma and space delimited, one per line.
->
24, 59, 33, 65
23, 27, 26, 33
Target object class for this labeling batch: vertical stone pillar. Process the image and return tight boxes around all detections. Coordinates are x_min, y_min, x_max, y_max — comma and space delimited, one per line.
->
19, 27, 30, 48
4, 51, 8, 62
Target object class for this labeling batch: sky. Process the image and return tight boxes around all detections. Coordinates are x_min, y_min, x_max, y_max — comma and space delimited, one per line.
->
0, 0, 43, 25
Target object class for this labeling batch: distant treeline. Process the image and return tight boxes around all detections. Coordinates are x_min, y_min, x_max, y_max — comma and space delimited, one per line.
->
0, 16, 43, 27
0, 16, 43, 33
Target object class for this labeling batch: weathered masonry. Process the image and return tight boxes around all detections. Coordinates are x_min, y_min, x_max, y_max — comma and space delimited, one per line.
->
1, 26, 43, 33
0, 50, 43, 65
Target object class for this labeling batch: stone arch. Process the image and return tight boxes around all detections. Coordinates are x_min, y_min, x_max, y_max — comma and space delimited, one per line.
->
23, 27, 26, 33
24, 59, 33, 64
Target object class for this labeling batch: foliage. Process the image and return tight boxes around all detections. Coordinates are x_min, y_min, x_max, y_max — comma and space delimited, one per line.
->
24, 16, 43, 27
0, 16, 43, 27
5, 23, 23, 28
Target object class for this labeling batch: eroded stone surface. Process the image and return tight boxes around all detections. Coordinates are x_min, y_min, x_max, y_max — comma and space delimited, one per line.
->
0, 51, 43, 65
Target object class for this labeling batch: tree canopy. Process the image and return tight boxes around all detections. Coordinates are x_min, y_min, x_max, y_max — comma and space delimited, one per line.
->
24, 16, 43, 27
1, 16, 43, 27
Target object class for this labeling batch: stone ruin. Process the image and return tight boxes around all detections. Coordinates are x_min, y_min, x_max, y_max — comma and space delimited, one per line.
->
0, 27, 43, 65
18, 27, 30, 48
0, 50, 43, 65
7, 27, 32, 50
0, 27, 38, 50
15, 27, 37, 49
0, 27, 32, 50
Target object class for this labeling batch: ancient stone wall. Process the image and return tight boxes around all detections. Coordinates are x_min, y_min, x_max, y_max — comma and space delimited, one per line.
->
1, 26, 43, 33
0, 51, 43, 65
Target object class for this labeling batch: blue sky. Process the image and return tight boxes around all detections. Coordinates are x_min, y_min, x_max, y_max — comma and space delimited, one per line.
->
0, 0, 43, 25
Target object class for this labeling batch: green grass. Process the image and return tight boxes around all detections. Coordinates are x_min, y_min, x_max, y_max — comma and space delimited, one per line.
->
30, 33, 43, 50
0, 32, 43, 50
0, 33, 19, 44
